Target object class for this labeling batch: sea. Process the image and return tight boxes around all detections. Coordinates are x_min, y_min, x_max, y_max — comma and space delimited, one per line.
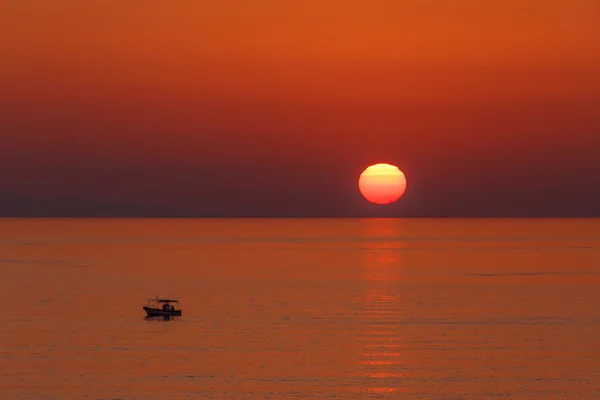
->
1, 218, 599, 399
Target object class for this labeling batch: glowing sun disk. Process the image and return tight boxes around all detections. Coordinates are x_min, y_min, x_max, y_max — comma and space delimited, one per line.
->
358, 163, 406, 205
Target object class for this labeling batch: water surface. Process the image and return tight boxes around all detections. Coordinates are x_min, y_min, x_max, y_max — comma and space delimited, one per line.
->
1, 218, 599, 399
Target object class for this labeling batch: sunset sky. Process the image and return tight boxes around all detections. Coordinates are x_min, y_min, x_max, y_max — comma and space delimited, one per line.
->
1, 1, 599, 216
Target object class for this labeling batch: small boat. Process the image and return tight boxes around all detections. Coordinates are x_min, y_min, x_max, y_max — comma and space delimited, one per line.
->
143, 297, 182, 317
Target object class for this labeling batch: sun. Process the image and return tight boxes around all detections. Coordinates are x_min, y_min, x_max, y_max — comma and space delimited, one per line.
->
358, 163, 407, 205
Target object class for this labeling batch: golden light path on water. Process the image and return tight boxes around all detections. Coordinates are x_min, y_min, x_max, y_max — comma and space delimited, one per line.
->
357, 219, 413, 395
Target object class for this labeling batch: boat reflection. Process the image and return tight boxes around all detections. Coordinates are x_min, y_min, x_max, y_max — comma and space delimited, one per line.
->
143, 315, 180, 321
359, 219, 412, 395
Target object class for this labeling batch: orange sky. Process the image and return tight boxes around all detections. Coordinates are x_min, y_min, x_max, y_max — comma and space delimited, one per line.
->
0, 1, 599, 215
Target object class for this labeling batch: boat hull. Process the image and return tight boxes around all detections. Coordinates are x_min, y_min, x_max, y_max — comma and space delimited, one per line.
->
143, 306, 182, 317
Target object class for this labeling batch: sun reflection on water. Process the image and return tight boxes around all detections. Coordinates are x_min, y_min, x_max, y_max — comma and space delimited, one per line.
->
358, 219, 413, 395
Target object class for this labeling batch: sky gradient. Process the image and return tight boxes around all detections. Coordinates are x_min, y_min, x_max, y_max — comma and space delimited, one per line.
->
1, 1, 599, 216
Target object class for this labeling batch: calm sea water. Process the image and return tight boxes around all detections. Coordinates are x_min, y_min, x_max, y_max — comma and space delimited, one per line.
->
1, 218, 599, 399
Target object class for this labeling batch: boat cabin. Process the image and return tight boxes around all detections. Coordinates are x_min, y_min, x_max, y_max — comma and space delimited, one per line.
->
143, 297, 182, 317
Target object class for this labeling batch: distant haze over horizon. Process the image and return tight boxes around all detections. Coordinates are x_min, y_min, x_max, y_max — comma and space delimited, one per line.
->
1, 1, 599, 217
1, 189, 599, 218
